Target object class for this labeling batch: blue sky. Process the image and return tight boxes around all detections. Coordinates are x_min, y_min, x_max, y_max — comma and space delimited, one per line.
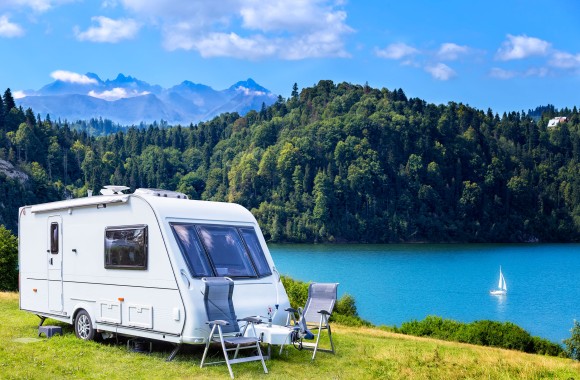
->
1, 0, 579, 113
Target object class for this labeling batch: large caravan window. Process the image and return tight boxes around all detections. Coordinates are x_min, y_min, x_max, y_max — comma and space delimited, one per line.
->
197, 225, 256, 277
171, 224, 212, 277
170, 223, 271, 279
239, 227, 271, 277
105, 225, 148, 269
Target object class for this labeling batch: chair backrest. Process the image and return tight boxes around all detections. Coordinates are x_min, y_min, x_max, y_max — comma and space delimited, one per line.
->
303, 282, 339, 324
202, 277, 239, 334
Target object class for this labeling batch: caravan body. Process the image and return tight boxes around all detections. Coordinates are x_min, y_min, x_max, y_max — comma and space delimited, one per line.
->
19, 188, 290, 345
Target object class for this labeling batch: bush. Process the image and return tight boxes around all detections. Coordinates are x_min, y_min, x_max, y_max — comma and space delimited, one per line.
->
564, 320, 580, 360
280, 275, 371, 326
0, 225, 18, 291
397, 315, 563, 357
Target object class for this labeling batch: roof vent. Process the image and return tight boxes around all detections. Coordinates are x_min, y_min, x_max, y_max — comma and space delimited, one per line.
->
134, 188, 189, 199
100, 185, 130, 195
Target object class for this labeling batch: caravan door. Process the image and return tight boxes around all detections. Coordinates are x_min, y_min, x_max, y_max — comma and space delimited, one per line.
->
47, 216, 63, 312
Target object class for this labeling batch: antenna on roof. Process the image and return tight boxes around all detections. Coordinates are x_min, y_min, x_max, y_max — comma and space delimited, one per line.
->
100, 185, 130, 195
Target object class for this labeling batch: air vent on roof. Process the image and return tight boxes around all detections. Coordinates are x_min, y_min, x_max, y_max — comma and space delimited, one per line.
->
134, 188, 189, 199
100, 185, 130, 195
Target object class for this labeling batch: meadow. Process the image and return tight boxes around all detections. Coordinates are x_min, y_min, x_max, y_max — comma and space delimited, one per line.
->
1, 292, 579, 379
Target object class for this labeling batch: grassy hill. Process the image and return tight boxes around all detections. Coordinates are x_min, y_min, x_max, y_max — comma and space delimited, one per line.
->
1, 292, 578, 379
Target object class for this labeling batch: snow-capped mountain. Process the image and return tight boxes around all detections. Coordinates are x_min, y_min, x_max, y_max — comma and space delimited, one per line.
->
16, 74, 277, 125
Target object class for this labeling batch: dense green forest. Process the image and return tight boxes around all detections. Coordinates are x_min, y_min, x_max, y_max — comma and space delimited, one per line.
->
0, 82, 579, 243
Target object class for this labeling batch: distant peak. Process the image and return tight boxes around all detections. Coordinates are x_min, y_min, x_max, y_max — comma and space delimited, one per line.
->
228, 78, 269, 93
115, 73, 134, 82
85, 72, 103, 83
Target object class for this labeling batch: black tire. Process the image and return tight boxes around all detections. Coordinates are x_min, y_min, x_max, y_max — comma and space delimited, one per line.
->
74, 310, 96, 341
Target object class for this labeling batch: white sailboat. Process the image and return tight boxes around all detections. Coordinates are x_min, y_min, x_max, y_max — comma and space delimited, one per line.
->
490, 266, 507, 295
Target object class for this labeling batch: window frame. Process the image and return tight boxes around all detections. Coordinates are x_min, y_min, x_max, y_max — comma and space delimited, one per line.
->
170, 222, 272, 279
104, 224, 148, 270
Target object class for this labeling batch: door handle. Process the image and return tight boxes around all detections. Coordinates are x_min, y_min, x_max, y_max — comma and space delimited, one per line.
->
180, 269, 191, 289
49, 258, 53, 265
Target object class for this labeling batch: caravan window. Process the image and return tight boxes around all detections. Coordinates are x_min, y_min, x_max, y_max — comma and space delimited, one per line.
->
105, 225, 148, 269
170, 223, 271, 279
239, 227, 272, 277
197, 225, 256, 277
171, 224, 213, 277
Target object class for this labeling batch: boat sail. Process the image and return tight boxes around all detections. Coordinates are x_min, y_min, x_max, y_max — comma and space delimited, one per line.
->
490, 266, 507, 295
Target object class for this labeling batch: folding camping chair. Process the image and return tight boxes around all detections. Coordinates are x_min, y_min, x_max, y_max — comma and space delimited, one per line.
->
200, 277, 268, 379
284, 282, 338, 360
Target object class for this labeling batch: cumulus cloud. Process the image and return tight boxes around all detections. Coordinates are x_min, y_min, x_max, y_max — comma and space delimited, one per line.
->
489, 67, 517, 79
88, 87, 150, 101
0, 14, 24, 37
75, 16, 140, 43
549, 51, 580, 69
437, 43, 469, 60
51, 70, 98, 84
425, 63, 456, 81
120, 0, 352, 60
375, 43, 419, 60
495, 34, 550, 61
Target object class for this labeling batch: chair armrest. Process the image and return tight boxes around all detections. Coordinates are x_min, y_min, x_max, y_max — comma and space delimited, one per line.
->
317, 309, 331, 316
206, 319, 229, 326
285, 307, 298, 313
238, 316, 262, 324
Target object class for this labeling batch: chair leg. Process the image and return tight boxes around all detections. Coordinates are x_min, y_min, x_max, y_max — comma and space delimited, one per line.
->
312, 316, 324, 360
327, 323, 335, 354
216, 327, 235, 379
200, 325, 217, 368
255, 340, 268, 374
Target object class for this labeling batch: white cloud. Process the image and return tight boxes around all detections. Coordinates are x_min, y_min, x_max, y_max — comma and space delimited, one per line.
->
437, 43, 469, 60
0, 14, 24, 37
489, 67, 517, 80
549, 51, 580, 69
425, 63, 456, 81
75, 16, 140, 43
524, 67, 550, 77
13, 90, 27, 99
2, 0, 74, 13
188, 32, 275, 59
375, 43, 419, 60
88, 87, 150, 101
51, 70, 98, 84
120, 0, 352, 60
495, 34, 551, 61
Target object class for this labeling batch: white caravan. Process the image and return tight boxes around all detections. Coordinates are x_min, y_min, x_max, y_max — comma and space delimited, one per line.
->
19, 187, 290, 353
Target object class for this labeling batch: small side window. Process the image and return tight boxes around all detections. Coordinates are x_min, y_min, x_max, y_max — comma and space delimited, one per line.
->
50, 223, 59, 254
105, 225, 148, 270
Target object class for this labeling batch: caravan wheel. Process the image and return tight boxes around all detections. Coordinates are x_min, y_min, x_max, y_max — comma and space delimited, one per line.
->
74, 310, 96, 340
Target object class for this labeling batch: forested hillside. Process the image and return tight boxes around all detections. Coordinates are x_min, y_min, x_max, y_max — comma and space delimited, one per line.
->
1, 82, 579, 243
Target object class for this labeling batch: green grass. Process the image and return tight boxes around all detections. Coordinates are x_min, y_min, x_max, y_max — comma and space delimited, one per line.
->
1, 292, 579, 379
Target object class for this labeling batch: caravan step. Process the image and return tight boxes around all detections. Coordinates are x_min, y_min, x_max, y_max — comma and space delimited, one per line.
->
38, 325, 63, 338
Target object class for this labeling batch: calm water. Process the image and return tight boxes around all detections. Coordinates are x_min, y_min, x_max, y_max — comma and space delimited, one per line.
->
269, 243, 580, 344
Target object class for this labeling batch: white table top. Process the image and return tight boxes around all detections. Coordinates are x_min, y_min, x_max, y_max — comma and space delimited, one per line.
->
245, 324, 293, 345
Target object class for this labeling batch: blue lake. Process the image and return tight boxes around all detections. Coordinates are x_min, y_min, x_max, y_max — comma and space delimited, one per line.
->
269, 243, 580, 344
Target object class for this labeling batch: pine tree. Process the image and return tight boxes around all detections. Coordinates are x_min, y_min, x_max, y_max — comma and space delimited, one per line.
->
3, 88, 15, 111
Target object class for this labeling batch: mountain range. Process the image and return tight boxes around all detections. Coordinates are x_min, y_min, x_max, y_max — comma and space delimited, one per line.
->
15, 73, 277, 125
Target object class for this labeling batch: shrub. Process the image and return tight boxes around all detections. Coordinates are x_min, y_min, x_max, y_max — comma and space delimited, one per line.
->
397, 315, 563, 357
564, 320, 580, 360
280, 275, 371, 326
0, 225, 18, 291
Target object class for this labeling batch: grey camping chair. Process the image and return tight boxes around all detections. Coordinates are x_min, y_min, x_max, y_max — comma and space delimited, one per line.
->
284, 282, 338, 359
200, 277, 268, 379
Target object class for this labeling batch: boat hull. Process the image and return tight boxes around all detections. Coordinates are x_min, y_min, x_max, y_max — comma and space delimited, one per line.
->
489, 290, 506, 296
